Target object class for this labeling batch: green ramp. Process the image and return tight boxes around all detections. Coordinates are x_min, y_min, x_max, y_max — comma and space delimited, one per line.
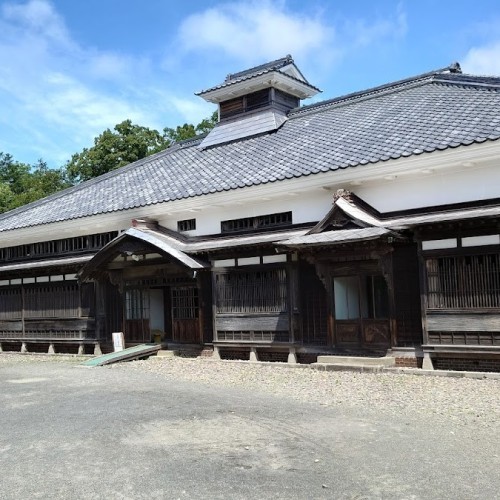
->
82, 344, 161, 367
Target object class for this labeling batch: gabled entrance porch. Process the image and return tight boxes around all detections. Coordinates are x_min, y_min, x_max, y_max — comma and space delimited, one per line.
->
79, 220, 210, 347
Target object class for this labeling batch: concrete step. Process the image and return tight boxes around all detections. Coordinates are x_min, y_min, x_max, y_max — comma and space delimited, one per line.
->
315, 355, 396, 367
155, 350, 178, 358
312, 363, 388, 373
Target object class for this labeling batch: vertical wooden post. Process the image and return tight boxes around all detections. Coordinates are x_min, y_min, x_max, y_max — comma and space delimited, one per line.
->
21, 283, 25, 340
196, 273, 204, 345
326, 274, 335, 348
287, 260, 300, 345
416, 238, 430, 347
211, 269, 218, 344
382, 251, 397, 349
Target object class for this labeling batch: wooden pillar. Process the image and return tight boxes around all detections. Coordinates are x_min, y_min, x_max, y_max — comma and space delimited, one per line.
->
380, 251, 396, 348
287, 260, 300, 345
21, 284, 25, 340
416, 239, 430, 346
196, 272, 204, 345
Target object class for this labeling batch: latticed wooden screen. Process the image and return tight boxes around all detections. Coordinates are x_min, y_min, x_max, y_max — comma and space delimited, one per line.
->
426, 253, 500, 309
23, 283, 93, 318
215, 268, 287, 313
0, 283, 94, 319
0, 288, 22, 319
171, 286, 198, 319
125, 288, 150, 320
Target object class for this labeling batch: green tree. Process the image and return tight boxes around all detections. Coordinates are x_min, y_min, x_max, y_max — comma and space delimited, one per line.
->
65, 120, 171, 183
0, 153, 69, 213
194, 111, 218, 135
66, 113, 218, 184
0, 182, 15, 213
164, 111, 218, 142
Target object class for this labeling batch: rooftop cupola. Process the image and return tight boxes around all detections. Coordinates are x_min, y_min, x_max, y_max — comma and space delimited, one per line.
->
196, 55, 320, 148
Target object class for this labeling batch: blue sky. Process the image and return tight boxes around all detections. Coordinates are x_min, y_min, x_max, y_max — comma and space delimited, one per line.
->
0, 0, 499, 167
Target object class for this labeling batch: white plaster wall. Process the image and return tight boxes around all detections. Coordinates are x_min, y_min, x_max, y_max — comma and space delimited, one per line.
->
355, 164, 500, 213
157, 189, 334, 236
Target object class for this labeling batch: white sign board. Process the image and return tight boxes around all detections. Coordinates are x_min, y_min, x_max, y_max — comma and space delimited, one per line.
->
112, 331, 125, 352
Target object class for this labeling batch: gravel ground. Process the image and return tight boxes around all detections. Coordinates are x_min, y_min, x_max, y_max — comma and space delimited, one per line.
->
1, 352, 499, 499
115, 356, 500, 430
1, 353, 499, 430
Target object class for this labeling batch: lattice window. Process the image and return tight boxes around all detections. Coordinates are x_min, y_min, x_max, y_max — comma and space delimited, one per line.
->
219, 89, 272, 120
0, 231, 118, 263
426, 253, 500, 309
215, 268, 287, 313
177, 218, 196, 232
246, 89, 270, 111
221, 211, 292, 234
220, 97, 244, 119
125, 289, 150, 320
0, 287, 22, 319
24, 283, 82, 318
171, 287, 199, 319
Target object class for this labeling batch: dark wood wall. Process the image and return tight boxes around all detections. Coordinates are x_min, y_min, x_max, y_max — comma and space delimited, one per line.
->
392, 243, 423, 346
299, 262, 328, 345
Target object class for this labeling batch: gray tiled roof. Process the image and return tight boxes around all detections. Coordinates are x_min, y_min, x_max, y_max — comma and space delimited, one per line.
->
198, 108, 288, 149
1, 68, 500, 233
196, 55, 319, 95
225, 55, 296, 82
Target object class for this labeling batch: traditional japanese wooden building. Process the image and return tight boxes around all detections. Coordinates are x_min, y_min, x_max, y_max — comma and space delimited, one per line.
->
1, 56, 499, 370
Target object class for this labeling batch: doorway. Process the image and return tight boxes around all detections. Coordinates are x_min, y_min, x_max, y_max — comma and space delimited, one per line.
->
171, 286, 200, 344
333, 275, 390, 350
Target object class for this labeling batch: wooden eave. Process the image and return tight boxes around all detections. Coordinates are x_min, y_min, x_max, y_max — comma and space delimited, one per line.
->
78, 229, 209, 282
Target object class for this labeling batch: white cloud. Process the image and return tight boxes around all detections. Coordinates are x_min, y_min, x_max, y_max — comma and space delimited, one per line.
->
2, 0, 72, 46
346, 7, 407, 48
174, 0, 408, 84
177, 1, 335, 64
0, 0, 174, 165
462, 41, 500, 75
169, 96, 215, 126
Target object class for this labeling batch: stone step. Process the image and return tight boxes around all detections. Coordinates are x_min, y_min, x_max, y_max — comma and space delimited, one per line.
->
312, 363, 389, 373
315, 355, 396, 367
155, 350, 178, 358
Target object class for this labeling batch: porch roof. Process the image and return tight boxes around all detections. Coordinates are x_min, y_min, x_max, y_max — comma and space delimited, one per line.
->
279, 227, 391, 247
0, 255, 93, 274
78, 227, 210, 282
329, 190, 500, 230
124, 228, 209, 269
124, 225, 309, 254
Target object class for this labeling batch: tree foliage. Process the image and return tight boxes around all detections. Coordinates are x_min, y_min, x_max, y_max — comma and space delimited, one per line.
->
65, 120, 171, 183
66, 112, 218, 183
0, 153, 69, 214
0, 111, 218, 212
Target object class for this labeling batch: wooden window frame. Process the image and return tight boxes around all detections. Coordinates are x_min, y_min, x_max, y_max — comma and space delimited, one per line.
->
425, 251, 500, 310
